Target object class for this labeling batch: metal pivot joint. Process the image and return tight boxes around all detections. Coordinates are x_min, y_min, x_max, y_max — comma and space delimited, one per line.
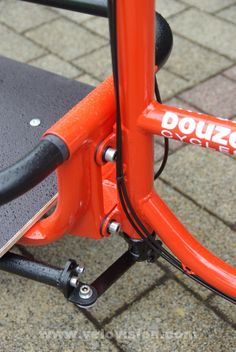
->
103, 147, 117, 163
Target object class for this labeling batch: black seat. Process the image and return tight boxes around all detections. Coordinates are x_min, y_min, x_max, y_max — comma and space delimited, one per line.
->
155, 13, 173, 70
0, 56, 93, 255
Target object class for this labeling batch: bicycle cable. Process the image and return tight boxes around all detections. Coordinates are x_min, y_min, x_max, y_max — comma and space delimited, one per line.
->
107, 0, 236, 305
154, 77, 169, 180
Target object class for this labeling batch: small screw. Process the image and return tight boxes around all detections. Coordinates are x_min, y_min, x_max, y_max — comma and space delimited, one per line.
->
103, 147, 117, 163
75, 265, 85, 275
79, 284, 93, 300
70, 276, 80, 288
107, 221, 121, 235
30, 118, 41, 127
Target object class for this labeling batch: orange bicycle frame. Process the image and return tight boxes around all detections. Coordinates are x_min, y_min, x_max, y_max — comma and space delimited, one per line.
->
20, 0, 236, 298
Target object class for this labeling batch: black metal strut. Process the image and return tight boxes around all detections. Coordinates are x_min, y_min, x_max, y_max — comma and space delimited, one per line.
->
0, 236, 162, 308
21, 0, 108, 17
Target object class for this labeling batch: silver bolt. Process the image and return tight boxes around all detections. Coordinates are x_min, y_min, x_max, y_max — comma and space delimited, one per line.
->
103, 147, 117, 163
107, 221, 121, 235
79, 284, 93, 300
30, 118, 41, 127
70, 276, 80, 288
75, 265, 85, 275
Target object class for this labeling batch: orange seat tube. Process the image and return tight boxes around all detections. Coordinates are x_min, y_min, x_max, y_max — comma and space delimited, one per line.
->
116, 0, 155, 235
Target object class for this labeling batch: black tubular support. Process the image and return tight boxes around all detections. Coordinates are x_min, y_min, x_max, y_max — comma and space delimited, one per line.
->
0, 252, 77, 297
0, 237, 161, 308
0, 136, 68, 206
22, 0, 108, 17
21, 1, 173, 70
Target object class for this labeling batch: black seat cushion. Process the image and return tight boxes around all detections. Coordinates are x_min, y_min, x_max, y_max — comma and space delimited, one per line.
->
0, 56, 93, 255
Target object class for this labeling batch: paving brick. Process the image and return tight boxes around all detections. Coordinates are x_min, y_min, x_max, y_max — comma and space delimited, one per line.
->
157, 69, 190, 100
223, 65, 236, 81
74, 45, 111, 81
0, 0, 58, 33
30, 53, 81, 78
154, 179, 235, 266
165, 35, 232, 84
180, 74, 236, 118
164, 96, 202, 111
169, 8, 236, 60
154, 139, 165, 162
53, 7, 93, 24
107, 280, 235, 352
156, 0, 188, 18
217, 4, 236, 24
78, 73, 101, 86
27, 234, 166, 324
25, 18, 107, 61
180, 0, 236, 13
83, 17, 109, 39
161, 145, 236, 227
0, 23, 45, 62
0, 271, 118, 351
206, 294, 236, 326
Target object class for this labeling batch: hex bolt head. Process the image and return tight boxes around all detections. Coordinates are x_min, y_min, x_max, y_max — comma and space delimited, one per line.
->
107, 221, 121, 235
30, 118, 41, 127
103, 147, 117, 163
79, 284, 93, 300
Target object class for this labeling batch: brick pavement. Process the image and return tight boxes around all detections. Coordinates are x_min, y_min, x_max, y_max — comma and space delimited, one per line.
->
0, 0, 235, 351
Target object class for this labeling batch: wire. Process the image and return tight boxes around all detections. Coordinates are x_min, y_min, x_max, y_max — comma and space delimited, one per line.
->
107, 0, 236, 305
154, 77, 169, 180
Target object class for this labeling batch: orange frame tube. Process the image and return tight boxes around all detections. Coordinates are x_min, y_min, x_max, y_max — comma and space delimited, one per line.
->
115, 0, 236, 298
21, 0, 236, 298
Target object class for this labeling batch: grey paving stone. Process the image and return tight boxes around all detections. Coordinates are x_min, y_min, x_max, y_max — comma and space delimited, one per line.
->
53, 7, 93, 24
30, 53, 81, 78
180, 0, 236, 13
107, 280, 235, 352
83, 17, 109, 39
154, 139, 165, 162
25, 18, 107, 61
0, 272, 118, 351
157, 69, 190, 100
206, 294, 236, 326
156, 0, 188, 18
27, 234, 166, 324
0, 23, 45, 62
161, 145, 236, 227
223, 65, 236, 81
77, 73, 101, 85
217, 4, 236, 24
169, 8, 236, 60
164, 96, 203, 111
74, 45, 111, 81
0, 0, 58, 33
180, 74, 236, 118
165, 35, 232, 84
154, 179, 235, 267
